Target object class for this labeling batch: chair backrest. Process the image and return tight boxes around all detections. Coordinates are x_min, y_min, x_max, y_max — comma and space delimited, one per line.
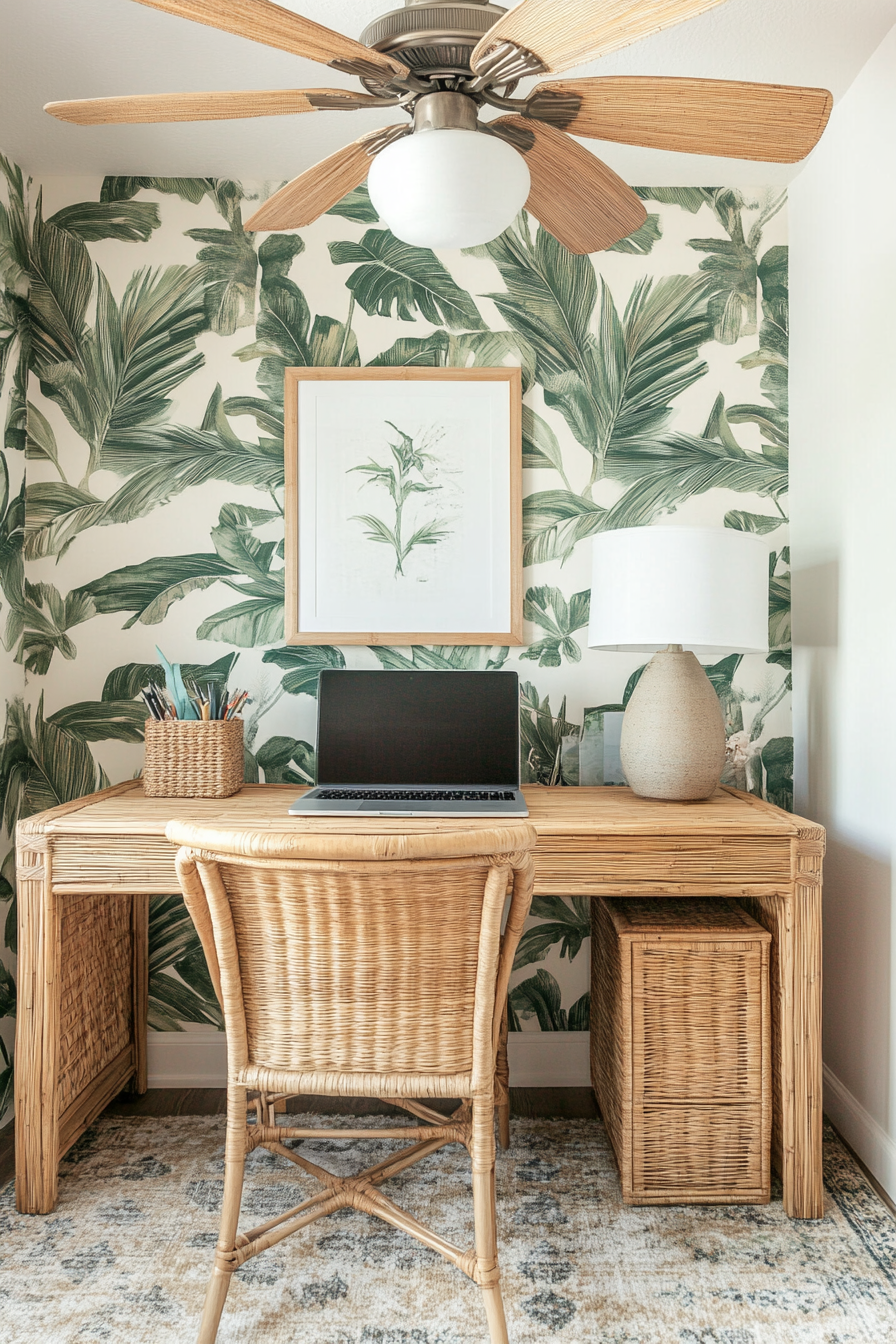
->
167, 822, 536, 1091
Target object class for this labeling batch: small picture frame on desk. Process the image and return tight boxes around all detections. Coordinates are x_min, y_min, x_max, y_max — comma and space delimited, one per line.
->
283, 366, 523, 646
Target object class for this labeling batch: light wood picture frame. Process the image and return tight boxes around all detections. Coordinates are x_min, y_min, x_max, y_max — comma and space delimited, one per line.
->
284, 366, 523, 646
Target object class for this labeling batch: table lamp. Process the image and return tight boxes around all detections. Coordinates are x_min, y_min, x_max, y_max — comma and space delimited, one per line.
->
587, 526, 769, 801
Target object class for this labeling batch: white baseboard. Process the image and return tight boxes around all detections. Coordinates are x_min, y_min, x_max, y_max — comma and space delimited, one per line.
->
824, 1063, 896, 1199
146, 1030, 591, 1090
147, 1030, 227, 1087
507, 1031, 591, 1087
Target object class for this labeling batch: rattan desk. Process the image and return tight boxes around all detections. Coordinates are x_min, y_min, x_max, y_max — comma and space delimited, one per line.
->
15, 782, 824, 1218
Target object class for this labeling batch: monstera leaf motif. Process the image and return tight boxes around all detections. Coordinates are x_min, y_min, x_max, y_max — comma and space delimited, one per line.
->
236, 274, 359, 402
195, 504, 286, 647
519, 682, 580, 786
330, 228, 486, 330
148, 895, 222, 1032
326, 182, 379, 224
686, 189, 785, 345
101, 176, 219, 206
509, 970, 589, 1032
607, 214, 661, 255
761, 737, 793, 812
514, 897, 591, 970
184, 180, 258, 336
256, 736, 316, 785
102, 177, 269, 336
520, 586, 590, 667
262, 645, 346, 696
101, 653, 238, 701
17, 581, 95, 675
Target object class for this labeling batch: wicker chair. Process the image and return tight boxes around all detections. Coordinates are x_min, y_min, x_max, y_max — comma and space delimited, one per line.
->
166, 819, 537, 1344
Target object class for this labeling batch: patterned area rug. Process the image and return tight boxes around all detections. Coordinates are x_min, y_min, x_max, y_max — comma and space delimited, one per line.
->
2, 1113, 896, 1343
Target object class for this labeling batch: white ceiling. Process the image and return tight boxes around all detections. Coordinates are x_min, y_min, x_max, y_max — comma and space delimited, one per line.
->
2, 0, 896, 185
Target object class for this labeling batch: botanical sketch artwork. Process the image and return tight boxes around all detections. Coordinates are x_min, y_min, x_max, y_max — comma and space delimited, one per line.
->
0, 155, 792, 1115
349, 420, 453, 579
291, 371, 516, 639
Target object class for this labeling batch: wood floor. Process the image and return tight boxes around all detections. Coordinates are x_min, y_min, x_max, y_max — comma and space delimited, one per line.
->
0, 1087, 599, 1192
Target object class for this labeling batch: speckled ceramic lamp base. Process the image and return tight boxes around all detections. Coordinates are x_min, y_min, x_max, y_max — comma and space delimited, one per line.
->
620, 646, 727, 801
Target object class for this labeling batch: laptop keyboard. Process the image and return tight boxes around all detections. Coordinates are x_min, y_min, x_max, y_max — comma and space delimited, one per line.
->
317, 789, 517, 802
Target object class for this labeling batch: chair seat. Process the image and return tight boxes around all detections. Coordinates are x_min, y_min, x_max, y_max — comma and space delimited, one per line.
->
237, 1064, 475, 1099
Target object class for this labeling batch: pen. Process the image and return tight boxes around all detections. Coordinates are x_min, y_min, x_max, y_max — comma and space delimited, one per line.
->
143, 678, 250, 721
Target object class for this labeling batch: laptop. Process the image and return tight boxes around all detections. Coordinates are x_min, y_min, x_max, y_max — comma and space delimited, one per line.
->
289, 669, 528, 817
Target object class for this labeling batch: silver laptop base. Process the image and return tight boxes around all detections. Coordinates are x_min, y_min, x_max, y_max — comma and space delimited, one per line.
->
289, 788, 528, 818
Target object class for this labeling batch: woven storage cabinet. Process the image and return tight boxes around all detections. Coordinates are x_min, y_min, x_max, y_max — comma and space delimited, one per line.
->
143, 719, 244, 798
591, 897, 771, 1206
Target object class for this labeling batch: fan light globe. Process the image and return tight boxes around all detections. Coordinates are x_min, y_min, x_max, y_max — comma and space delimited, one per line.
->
368, 128, 530, 250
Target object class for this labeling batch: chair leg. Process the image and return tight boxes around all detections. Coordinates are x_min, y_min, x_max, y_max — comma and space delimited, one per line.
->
496, 1008, 511, 1150
481, 1283, 510, 1344
197, 1085, 247, 1344
198, 1269, 233, 1344
471, 1099, 508, 1344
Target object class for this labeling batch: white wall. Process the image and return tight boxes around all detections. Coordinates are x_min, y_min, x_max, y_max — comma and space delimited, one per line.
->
790, 19, 896, 1194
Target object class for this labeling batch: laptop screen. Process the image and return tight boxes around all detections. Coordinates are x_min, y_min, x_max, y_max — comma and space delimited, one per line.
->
316, 670, 520, 787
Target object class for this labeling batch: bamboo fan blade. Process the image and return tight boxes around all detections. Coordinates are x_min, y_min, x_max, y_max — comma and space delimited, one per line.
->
245, 127, 407, 231
129, 0, 409, 83
526, 77, 833, 163
44, 88, 385, 126
490, 116, 646, 254
471, 0, 729, 80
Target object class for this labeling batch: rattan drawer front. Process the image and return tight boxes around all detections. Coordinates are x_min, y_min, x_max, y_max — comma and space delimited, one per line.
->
634, 944, 766, 1103
534, 838, 791, 893
49, 836, 180, 893
591, 896, 772, 1206
633, 1103, 767, 1202
46, 835, 791, 897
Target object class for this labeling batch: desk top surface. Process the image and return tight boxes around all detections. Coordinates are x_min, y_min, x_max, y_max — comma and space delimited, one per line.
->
19, 780, 822, 842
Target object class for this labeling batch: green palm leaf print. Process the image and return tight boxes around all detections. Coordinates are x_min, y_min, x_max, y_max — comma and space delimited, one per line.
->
330, 228, 486, 330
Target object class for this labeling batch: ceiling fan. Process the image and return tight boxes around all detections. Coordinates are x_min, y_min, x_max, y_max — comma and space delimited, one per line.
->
45, 0, 833, 253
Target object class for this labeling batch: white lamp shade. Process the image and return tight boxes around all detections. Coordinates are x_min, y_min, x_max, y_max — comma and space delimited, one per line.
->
588, 526, 769, 655
367, 128, 531, 250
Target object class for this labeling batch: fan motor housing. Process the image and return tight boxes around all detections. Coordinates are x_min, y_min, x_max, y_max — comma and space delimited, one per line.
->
360, 1, 507, 83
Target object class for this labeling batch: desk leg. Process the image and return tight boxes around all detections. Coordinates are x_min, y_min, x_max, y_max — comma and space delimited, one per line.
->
741, 850, 823, 1219
126, 895, 149, 1097
15, 857, 143, 1214
15, 841, 61, 1215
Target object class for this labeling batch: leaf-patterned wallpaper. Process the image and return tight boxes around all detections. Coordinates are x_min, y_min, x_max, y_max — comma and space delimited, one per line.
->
0, 156, 792, 1107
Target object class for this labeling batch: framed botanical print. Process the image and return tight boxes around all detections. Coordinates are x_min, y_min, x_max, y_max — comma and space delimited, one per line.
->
283, 366, 522, 645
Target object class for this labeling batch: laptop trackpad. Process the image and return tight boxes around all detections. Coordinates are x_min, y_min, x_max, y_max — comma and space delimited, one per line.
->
359, 801, 414, 812
358, 800, 473, 813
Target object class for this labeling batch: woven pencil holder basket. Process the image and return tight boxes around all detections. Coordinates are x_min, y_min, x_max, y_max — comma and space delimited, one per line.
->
143, 719, 244, 798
